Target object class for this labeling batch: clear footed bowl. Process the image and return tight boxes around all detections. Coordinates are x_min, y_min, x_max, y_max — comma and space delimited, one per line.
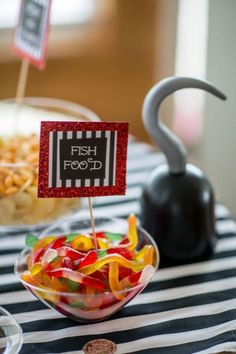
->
0, 98, 100, 232
15, 217, 159, 322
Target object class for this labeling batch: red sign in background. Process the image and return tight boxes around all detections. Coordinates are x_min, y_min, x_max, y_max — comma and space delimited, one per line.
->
12, 0, 52, 69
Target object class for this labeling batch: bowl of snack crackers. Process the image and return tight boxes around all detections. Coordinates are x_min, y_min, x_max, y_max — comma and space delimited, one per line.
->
0, 98, 100, 231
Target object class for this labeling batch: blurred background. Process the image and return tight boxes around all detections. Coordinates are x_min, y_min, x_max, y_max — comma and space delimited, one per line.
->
0, 0, 235, 216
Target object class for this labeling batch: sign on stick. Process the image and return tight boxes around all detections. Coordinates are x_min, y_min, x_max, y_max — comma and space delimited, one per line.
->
12, 0, 52, 69
38, 121, 129, 198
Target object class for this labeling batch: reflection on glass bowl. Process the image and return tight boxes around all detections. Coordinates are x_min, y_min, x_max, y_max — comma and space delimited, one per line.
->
15, 217, 159, 322
0, 306, 22, 354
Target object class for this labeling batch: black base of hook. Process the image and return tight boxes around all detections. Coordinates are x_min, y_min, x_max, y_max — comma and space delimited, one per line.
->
140, 164, 217, 266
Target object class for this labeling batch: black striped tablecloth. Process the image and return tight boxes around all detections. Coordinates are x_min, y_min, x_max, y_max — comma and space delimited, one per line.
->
1, 139, 236, 354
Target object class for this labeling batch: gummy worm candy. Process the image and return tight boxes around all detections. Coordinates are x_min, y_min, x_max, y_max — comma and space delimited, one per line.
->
29, 237, 56, 267
30, 262, 43, 276
80, 254, 143, 275
48, 236, 67, 250
57, 246, 85, 261
126, 214, 138, 251
75, 250, 98, 270
143, 245, 154, 265
120, 270, 142, 289
70, 234, 94, 251
107, 247, 133, 260
109, 262, 124, 300
22, 271, 46, 287
134, 245, 154, 266
46, 268, 106, 291
33, 236, 56, 252
118, 267, 133, 281
41, 248, 58, 265
98, 238, 109, 249
61, 257, 73, 269
117, 215, 139, 250
21, 213, 157, 316
30, 247, 45, 266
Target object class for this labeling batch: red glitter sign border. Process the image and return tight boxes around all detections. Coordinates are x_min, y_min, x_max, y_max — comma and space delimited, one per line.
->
38, 121, 129, 198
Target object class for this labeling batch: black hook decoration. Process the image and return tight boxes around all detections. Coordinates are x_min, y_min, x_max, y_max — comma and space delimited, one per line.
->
142, 77, 226, 174
141, 77, 226, 265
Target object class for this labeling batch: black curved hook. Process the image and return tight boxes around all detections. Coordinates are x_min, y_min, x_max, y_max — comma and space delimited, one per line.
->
142, 77, 226, 174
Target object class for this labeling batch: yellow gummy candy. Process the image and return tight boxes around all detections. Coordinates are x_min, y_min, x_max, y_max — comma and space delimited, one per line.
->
109, 262, 125, 300
71, 234, 94, 251
80, 254, 143, 275
30, 262, 43, 276
127, 214, 138, 251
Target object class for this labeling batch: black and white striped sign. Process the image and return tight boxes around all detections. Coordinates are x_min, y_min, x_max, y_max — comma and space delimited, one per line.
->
49, 130, 117, 188
12, 0, 51, 68
38, 121, 129, 198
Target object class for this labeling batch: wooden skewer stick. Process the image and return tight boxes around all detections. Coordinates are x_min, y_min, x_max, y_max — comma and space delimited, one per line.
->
14, 59, 30, 133
88, 196, 98, 249
15, 59, 29, 104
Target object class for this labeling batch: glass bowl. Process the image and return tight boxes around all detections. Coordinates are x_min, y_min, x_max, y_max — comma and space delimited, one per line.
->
0, 98, 100, 232
0, 306, 23, 354
15, 216, 159, 322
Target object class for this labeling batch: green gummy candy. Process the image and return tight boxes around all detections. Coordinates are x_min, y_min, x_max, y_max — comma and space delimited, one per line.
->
66, 279, 80, 291
70, 301, 85, 308
25, 233, 38, 247
59, 278, 80, 291
98, 250, 107, 259
105, 232, 122, 241
66, 233, 79, 242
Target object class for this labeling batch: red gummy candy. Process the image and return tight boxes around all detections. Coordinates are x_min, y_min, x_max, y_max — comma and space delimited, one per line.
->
76, 250, 98, 270
107, 247, 132, 260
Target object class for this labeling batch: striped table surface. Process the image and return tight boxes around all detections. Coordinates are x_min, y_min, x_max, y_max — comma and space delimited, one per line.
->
1, 139, 236, 354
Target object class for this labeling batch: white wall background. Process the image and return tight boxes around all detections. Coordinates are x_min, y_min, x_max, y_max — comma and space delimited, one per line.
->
197, 0, 236, 216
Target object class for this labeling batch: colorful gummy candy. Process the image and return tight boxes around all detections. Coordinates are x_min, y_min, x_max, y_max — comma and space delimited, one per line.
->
21, 215, 156, 312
